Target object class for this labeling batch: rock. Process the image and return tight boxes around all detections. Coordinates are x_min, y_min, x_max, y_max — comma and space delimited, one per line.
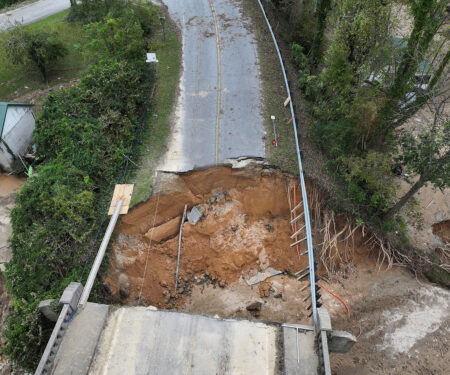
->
187, 206, 205, 224
218, 280, 226, 288
215, 191, 225, 202
0, 362, 11, 375
274, 292, 282, 299
38, 299, 58, 322
246, 302, 262, 312
258, 282, 271, 298
160, 280, 168, 288
119, 288, 130, 300
145, 216, 182, 243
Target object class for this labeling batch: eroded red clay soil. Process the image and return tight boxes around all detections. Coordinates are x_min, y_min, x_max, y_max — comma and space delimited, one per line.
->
105, 165, 314, 318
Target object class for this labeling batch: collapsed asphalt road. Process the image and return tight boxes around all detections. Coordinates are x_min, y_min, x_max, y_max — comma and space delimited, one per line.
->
0, 0, 70, 30
160, 0, 265, 171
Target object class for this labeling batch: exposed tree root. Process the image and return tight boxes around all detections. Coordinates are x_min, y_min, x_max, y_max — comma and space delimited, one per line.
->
363, 231, 394, 269
318, 210, 358, 276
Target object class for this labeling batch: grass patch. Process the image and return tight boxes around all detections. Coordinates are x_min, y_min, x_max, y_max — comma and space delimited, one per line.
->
129, 17, 181, 206
0, 10, 88, 101
242, 0, 298, 174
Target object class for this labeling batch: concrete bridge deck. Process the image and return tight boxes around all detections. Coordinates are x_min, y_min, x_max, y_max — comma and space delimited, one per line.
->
52, 303, 318, 375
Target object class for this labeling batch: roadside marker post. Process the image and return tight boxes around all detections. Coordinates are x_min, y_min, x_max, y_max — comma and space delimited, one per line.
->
271, 115, 277, 146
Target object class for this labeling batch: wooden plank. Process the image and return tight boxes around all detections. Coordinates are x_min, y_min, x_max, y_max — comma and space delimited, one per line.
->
290, 236, 307, 247
108, 184, 134, 215
291, 225, 306, 239
284, 96, 291, 107
291, 200, 303, 213
290, 211, 305, 225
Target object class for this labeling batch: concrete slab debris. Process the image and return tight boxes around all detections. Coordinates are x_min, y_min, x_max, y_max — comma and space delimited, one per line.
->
187, 205, 204, 224
283, 326, 318, 375
328, 330, 357, 353
246, 267, 282, 285
38, 299, 58, 322
318, 307, 332, 331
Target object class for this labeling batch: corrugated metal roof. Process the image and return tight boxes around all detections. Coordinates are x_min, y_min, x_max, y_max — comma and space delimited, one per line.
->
0, 102, 34, 137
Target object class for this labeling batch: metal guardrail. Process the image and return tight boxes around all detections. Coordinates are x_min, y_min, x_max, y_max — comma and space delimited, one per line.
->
255, 1, 330, 374
256, 0, 318, 329
78, 199, 124, 308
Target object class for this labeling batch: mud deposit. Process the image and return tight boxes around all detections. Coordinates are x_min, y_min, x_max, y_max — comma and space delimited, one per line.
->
329, 266, 450, 375
0, 174, 25, 375
105, 164, 316, 323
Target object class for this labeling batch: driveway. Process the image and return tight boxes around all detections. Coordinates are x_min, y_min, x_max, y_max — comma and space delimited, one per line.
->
160, 0, 265, 171
0, 0, 70, 30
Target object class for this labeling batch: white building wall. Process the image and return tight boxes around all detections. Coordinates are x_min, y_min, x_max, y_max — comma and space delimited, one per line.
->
0, 142, 13, 171
0, 106, 35, 172
3, 106, 28, 136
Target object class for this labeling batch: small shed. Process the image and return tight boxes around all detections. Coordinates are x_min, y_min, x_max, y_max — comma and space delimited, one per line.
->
0, 102, 35, 172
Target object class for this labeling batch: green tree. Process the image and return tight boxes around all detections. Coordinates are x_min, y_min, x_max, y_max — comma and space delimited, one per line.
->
374, 0, 449, 145
309, 0, 332, 68
384, 103, 450, 221
310, 0, 392, 152
84, 12, 147, 62
5, 26, 67, 82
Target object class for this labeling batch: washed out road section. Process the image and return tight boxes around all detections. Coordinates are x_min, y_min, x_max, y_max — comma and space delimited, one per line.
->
160, 0, 264, 172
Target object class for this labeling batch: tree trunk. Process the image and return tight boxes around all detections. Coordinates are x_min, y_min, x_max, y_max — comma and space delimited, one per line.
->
383, 175, 427, 221
371, 0, 442, 148
310, 0, 331, 69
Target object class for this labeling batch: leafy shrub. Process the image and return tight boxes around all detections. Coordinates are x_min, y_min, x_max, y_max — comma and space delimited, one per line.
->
68, 0, 158, 36
84, 14, 147, 62
340, 151, 395, 217
4, 300, 53, 370
34, 59, 151, 184
4, 2, 157, 369
7, 162, 97, 300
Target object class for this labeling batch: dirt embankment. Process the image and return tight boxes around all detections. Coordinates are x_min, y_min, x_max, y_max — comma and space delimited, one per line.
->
105, 163, 380, 323
105, 165, 315, 321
